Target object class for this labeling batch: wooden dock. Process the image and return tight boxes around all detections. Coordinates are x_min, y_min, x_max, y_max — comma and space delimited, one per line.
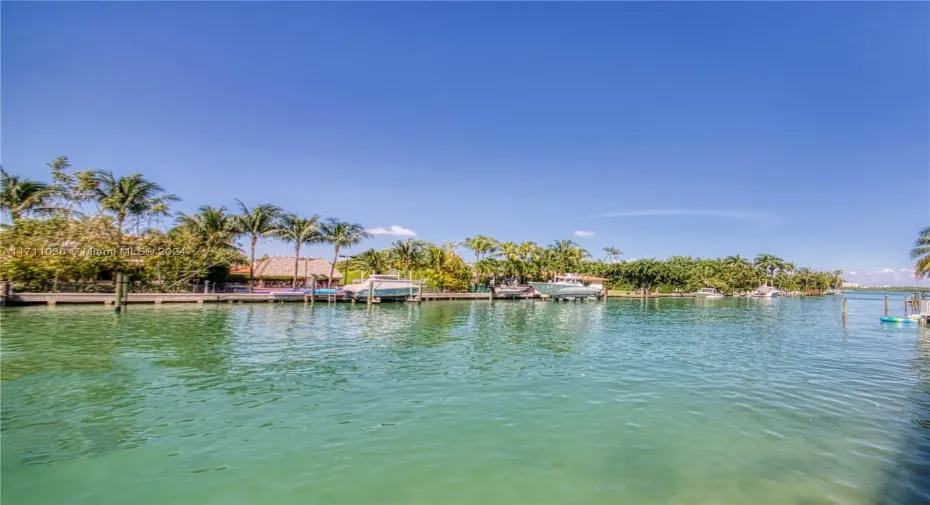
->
0, 290, 719, 306
1, 292, 339, 306
1, 290, 499, 306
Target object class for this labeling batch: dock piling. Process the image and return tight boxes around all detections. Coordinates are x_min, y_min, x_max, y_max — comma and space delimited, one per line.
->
113, 273, 124, 312
842, 298, 848, 323
885, 296, 889, 316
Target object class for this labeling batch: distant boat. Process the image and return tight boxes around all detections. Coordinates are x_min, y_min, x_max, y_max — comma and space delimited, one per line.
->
529, 274, 603, 300
824, 289, 843, 296
751, 285, 779, 298
697, 287, 724, 298
343, 272, 424, 301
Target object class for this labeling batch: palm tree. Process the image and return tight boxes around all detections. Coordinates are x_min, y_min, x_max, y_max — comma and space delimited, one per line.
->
424, 242, 458, 291
176, 205, 240, 251
602, 246, 622, 263
463, 235, 500, 262
233, 200, 282, 293
353, 248, 389, 276
389, 238, 426, 276
549, 240, 589, 273
830, 270, 844, 289
753, 253, 784, 287
272, 213, 321, 289
319, 218, 371, 288
89, 171, 179, 236
1, 168, 54, 223
473, 258, 499, 284
910, 226, 930, 279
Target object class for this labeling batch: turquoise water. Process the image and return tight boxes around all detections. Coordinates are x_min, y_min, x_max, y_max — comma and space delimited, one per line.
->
2, 294, 928, 504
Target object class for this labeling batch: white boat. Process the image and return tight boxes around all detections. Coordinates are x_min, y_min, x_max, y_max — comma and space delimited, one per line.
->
529, 274, 603, 300
490, 278, 534, 298
697, 287, 724, 298
343, 272, 424, 301
751, 285, 779, 298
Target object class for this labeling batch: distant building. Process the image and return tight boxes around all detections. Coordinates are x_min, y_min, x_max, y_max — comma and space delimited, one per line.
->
842, 282, 860, 288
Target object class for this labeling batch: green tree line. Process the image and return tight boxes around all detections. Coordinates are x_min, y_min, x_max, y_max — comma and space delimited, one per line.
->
5, 157, 927, 293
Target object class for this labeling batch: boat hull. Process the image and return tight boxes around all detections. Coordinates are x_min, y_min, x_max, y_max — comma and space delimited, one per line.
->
344, 284, 419, 300
529, 282, 602, 298
492, 286, 534, 298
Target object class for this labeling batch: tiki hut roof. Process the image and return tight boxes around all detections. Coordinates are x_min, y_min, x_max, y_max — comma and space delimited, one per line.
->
252, 256, 343, 280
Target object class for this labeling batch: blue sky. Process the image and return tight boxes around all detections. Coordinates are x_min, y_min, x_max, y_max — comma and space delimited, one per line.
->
3, 2, 928, 285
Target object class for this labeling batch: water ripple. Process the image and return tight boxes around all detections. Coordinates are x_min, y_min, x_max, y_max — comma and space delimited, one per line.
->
1, 296, 928, 504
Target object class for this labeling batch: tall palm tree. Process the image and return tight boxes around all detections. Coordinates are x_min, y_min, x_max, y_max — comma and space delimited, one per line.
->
516, 241, 537, 283
910, 226, 930, 279
272, 213, 321, 289
1, 168, 54, 223
549, 239, 589, 273
389, 238, 426, 276
233, 200, 282, 293
89, 171, 179, 236
602, 246, 622, 263
463, 235, 500, 262
753, 253, 784, 287
319, 218, 371, 288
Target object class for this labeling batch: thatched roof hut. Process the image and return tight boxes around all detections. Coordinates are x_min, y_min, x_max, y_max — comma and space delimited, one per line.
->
251, 256, 343, 281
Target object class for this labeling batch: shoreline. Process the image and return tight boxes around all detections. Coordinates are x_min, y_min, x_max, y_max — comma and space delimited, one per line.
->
0, 290, 846, 307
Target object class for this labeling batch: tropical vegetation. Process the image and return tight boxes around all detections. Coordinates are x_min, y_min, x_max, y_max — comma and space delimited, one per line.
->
1, 157, 846, 294
911, 225, 930, 280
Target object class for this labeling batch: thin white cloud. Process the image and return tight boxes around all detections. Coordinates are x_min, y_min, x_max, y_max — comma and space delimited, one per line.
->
573, 230, 595, 238
881, 268, 895, 274
591, 209, 776, 223
848, 271, 857, 275
366, 225, 416, 237
900, 268, 914, 273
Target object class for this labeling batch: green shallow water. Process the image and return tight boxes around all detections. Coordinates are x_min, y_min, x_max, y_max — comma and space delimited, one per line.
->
2, 295, 929, 504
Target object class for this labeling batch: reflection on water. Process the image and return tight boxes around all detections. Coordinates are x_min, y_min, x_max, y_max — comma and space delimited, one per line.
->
1, 298, 929, 505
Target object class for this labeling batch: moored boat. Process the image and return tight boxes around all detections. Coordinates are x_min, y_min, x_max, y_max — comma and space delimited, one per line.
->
343, 271, 424, 301
696, 287, 724, 298
490, 279, 535, 299
751, 285, 779, 298
528, 274, 603, 300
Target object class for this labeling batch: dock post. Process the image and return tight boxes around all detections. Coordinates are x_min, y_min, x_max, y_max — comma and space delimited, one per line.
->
122, 275, 130, 309
905, 297, 909, 316
885, 296, 889, 316
113, 273, 123, 312
842, 298, 848, 323
310, 277, 316, 307
367, 282, 374, 307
